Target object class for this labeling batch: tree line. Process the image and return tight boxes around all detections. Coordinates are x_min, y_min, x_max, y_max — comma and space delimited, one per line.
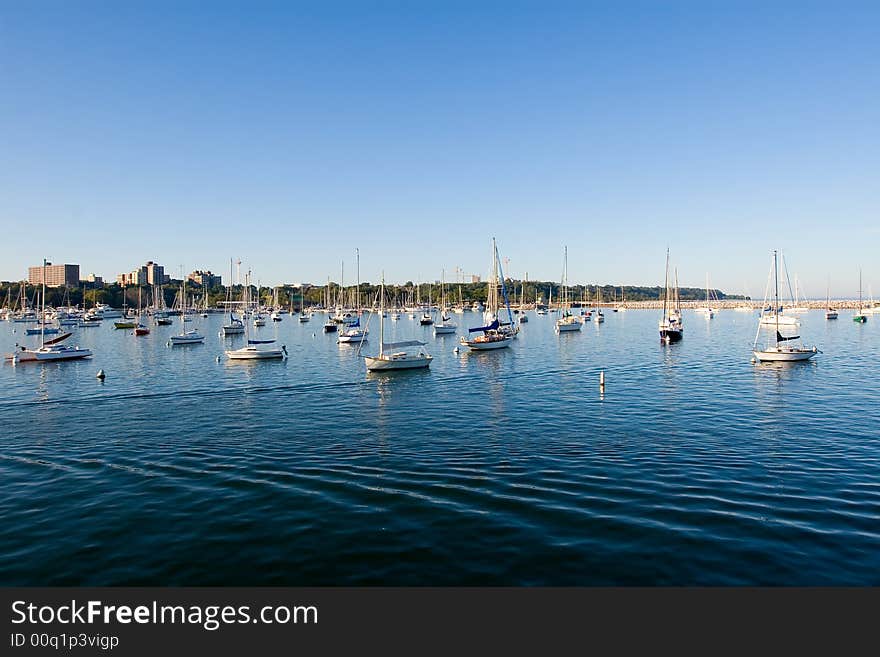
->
0, 279, 744, 310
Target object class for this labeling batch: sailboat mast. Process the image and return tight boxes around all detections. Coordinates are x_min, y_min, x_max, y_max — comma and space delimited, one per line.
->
41, 258, 47, 347
859, 268, 862, 312
356, 248, 360, 313
774, 250, 780, 337
379, 274, 385, 357
663, 248, 670, 319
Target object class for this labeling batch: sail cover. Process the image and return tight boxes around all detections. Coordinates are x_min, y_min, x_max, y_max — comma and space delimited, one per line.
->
44, 332, 72, 345
776, 331, 800, 342
468, 319, 500, 333
381, 340, 425, 350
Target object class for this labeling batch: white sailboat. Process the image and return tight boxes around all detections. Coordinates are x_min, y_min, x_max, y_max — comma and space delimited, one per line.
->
338, 249, 368, 343
364, 275, 432, 371
4, 259, 92, 362
518, 276, 529, 323
861, 286, 878, 315
758, 257, 800, 327
461, 238, 515, 350
555, 246, 581, 333
753, 251, 819, 362
786, 275, 811, 315
694, 273, 717, 317
434, 271, 457, 335
169, 268, 205, 345
594, 286, 605, 323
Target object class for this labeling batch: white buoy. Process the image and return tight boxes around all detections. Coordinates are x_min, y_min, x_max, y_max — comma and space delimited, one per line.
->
453, 346, 460, 354
599, 370, 605, 389
96, 369, 105, 380
216, 355, 221, 362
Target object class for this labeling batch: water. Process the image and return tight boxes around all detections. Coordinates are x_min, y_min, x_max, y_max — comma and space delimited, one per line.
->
1, 310, 878, 585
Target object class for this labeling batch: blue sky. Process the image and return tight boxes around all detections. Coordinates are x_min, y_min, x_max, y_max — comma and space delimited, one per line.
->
1, 1, 878, 296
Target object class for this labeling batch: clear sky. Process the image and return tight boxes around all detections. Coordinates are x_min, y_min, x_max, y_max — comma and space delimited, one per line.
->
1, 1, 878, 297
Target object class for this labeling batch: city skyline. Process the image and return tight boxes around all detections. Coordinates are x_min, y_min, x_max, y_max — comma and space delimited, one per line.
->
1, 3, 878, 295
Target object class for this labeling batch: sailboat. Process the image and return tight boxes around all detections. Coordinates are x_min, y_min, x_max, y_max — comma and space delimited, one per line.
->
461, 238, 515, 350
862, 287, 878, 315
453, 282, 465, 314
616, 286, 627, 312
225, 315, 287, 359
759, 256, 800, 327
824, 278, 838, 320
419, 282, 434, 325
787, 275, 810, 315
594, 285, 605, 323
169, 269, 205, 345
114, 284, 137, 329
555, 246, 581, 333
270, 287, 283, 321
322, 277, 338, 332
134, 286, 150, 335
694, 274, 717, 317
363, 275, 432, 371
295, 286, 309, 323
4, 259, 92, 362
659, 249, 683, 343
518, 276, 529, 323
535, 289, 548, 315
434, 271, 457, 335
853, 269, 868, 323
753, 250, 819, 362
338, 250, 368, 343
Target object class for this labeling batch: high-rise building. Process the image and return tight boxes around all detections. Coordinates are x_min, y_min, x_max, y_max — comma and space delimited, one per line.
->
28, 263, 80, 287
188, 270, 222, 288
145, 261, 165, 286
117, 261, 166, 286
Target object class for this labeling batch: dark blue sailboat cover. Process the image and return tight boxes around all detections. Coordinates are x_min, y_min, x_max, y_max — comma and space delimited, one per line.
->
468, 319, 499, 333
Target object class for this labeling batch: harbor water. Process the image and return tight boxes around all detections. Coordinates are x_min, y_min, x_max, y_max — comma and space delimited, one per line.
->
1, 309, 878, 585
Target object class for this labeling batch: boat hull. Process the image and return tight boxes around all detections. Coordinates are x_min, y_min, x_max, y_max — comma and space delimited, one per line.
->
555, 322, 582, 332
169, 334, 205, 345
753, 348, 817, 362
433, 325, 457, 334
660, 329, 683, 343
364, 355, 432, 371
226, 347, 285, 360
461, 336, 512, 350
11, 346, 93, 362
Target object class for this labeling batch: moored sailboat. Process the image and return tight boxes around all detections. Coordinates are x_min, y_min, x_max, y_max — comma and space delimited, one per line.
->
364, 275, 432, 371
659, 249, 683, 343
753, 250, 819, 362
555, 246, 581, 333
461, 238, 515, 350
853, 269, 868, 323
4, 259, 92, 362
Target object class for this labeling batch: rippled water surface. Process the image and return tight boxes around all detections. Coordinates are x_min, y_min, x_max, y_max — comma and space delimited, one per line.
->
1, 309, 878, 585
